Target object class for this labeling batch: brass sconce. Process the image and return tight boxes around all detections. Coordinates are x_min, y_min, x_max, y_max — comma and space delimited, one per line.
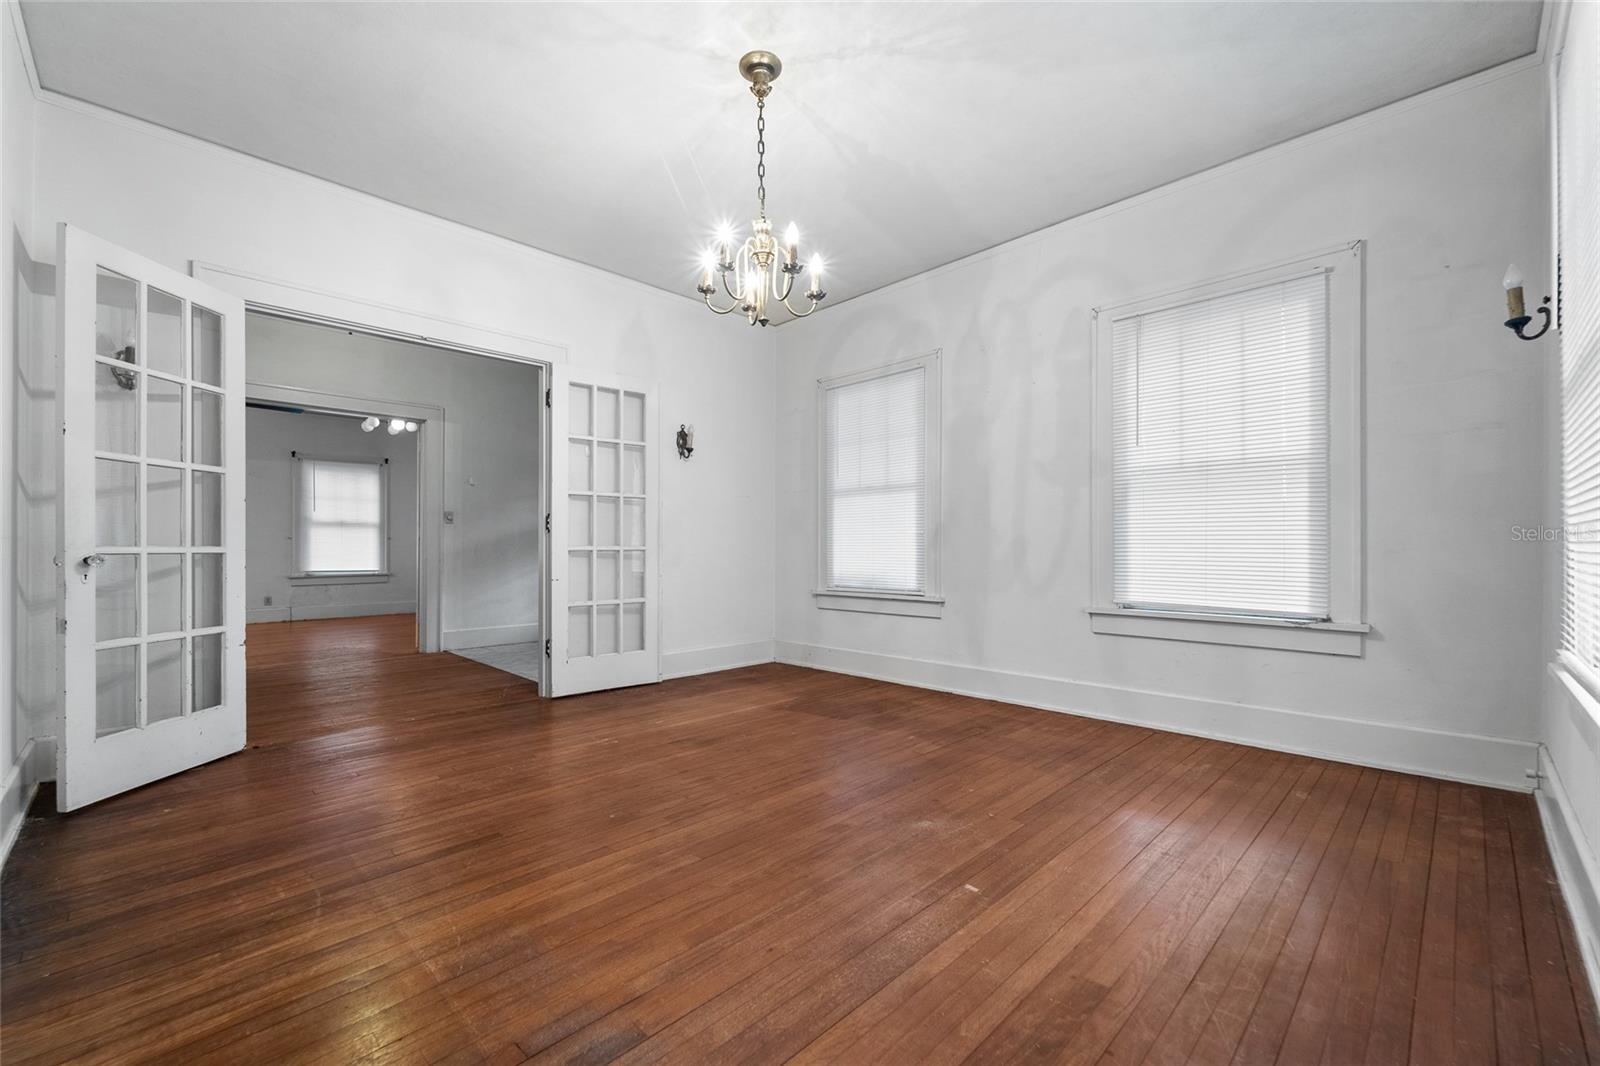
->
1503, 264, 1552, 341
676, 424, 695, 460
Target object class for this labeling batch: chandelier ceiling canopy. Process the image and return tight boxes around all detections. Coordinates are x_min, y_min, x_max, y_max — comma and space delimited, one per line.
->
696, 50, 826, 327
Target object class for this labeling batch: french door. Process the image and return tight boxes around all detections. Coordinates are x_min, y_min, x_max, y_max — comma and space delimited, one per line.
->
547, 367, 659, 696
57, 224, 247, 811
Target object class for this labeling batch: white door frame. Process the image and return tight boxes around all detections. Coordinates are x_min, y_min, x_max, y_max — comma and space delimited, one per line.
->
193, 262, 565, 694
244, 382, 444, 652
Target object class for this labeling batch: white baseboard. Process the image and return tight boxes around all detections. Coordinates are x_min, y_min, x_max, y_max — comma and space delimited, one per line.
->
1537, 746, 1600, 1007
661, 640, 777, 680
247, 606, 291, 623
774, 641, 1540, 792
442, 622, 541, 652
1, 738, 50, 871
247, 601, 415, 625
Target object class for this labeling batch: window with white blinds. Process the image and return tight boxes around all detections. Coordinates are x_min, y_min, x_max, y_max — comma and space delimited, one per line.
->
293, 456, 388, 575
1110, 272, 1332, 619
820, 357, 939, 598
1560, 2, 1600, 675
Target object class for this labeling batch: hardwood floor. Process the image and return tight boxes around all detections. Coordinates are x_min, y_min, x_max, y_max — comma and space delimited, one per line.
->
3, 614, 1596, 1064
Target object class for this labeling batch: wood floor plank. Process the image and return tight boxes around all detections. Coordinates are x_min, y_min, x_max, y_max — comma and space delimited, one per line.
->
1408, 781, 1463, 1066
0, 615, 1594, 1065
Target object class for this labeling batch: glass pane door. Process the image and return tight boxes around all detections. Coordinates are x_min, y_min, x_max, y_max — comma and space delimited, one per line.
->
548, 368, 658, 696
59, 224, 246, 811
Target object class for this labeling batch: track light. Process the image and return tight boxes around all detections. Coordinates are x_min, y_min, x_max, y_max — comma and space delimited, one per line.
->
360, 416, 380, 432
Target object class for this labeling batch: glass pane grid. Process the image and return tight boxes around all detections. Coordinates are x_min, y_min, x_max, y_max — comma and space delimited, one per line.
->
566, 385, 647, 659
91, 275, 226, 736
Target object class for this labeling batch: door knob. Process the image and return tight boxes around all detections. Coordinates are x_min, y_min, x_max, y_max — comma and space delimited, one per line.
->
81, 554, 106, 568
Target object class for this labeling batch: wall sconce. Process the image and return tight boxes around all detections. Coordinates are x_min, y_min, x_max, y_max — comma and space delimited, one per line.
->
676, 424, 695, 460
1503, 263, 1552, 341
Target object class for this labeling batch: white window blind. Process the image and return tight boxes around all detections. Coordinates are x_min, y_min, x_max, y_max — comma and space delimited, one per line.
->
823, 366, 928, 594
1561, 2, 1600, 672
1111, 271, 1331, 619
295, 457, 386, 574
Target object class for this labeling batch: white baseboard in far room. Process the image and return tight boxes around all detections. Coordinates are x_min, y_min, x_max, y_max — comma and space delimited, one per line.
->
661, 640, 777, 680
247, 606, 292, 624
1537, 747, 1600, 1008
442, 623, 541, 652
248, 601, 416, 625
773, 640, 1540, 792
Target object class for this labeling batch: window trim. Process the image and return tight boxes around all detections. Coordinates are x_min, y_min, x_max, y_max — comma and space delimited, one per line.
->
814, 350, 943, 619
1088, 242, 1366, 653
290, 452, 391, 581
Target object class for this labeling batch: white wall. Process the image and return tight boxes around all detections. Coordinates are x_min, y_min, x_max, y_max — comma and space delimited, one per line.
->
774, 64, 1551, 791
245, 406, 419, 625
246, 318, 543, 647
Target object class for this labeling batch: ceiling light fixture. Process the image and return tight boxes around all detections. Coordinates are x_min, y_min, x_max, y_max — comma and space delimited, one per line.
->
361, 415, 416, 434
696, 50, 826, 326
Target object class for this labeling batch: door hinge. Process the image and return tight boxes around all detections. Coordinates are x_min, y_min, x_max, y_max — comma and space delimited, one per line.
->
544, 388, 551, 408
58, 617, 67, 634
545, 638, 551, 657
544, 513, 551, 533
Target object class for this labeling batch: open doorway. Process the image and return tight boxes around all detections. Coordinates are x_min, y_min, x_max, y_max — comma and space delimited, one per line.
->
245, 403, 422, 641
242, 313, 546, 695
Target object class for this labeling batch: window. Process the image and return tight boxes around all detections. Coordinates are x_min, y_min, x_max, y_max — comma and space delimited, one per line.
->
1560, 2, 1600, 684
292, 456, 388, 577
1091, 245, 1366, 655
816, 352, 942, 617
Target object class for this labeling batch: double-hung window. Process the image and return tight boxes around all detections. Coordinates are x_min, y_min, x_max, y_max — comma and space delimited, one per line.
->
815, 352, 942, 617
1559, 2, 1600, 689
1091, 244, 1366, 655
292, 455, 389, 577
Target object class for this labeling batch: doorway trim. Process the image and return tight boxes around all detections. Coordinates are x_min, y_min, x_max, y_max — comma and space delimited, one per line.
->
194, 262, 562, 693
245, 383, 444, 652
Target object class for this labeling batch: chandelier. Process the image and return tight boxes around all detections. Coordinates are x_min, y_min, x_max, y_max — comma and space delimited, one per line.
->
697, 50, 826, 326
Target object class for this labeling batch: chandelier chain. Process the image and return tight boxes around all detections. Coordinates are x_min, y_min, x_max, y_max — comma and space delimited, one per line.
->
755, 95, 767, 219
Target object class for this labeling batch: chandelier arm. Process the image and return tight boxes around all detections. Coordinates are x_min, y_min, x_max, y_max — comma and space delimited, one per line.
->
780, 294, 822, 318
720, 268, 745, 305
775, 269, 796, 303
703, 292, 743, 315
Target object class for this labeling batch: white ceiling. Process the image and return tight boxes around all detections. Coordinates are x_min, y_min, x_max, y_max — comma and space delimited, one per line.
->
22, 1, 1541, 304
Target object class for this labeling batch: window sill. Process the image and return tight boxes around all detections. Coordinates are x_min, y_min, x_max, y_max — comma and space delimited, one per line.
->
1086, 606, 1368, 657
1551, 653, 1600, 735
289, 572, 392, 586
814, 590, 945, 618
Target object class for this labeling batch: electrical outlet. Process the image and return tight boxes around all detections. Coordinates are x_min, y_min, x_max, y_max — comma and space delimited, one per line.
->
264, 595, 273, 607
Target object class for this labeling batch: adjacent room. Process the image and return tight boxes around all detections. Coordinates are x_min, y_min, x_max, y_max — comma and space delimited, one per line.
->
1, 1, 1597, 1063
